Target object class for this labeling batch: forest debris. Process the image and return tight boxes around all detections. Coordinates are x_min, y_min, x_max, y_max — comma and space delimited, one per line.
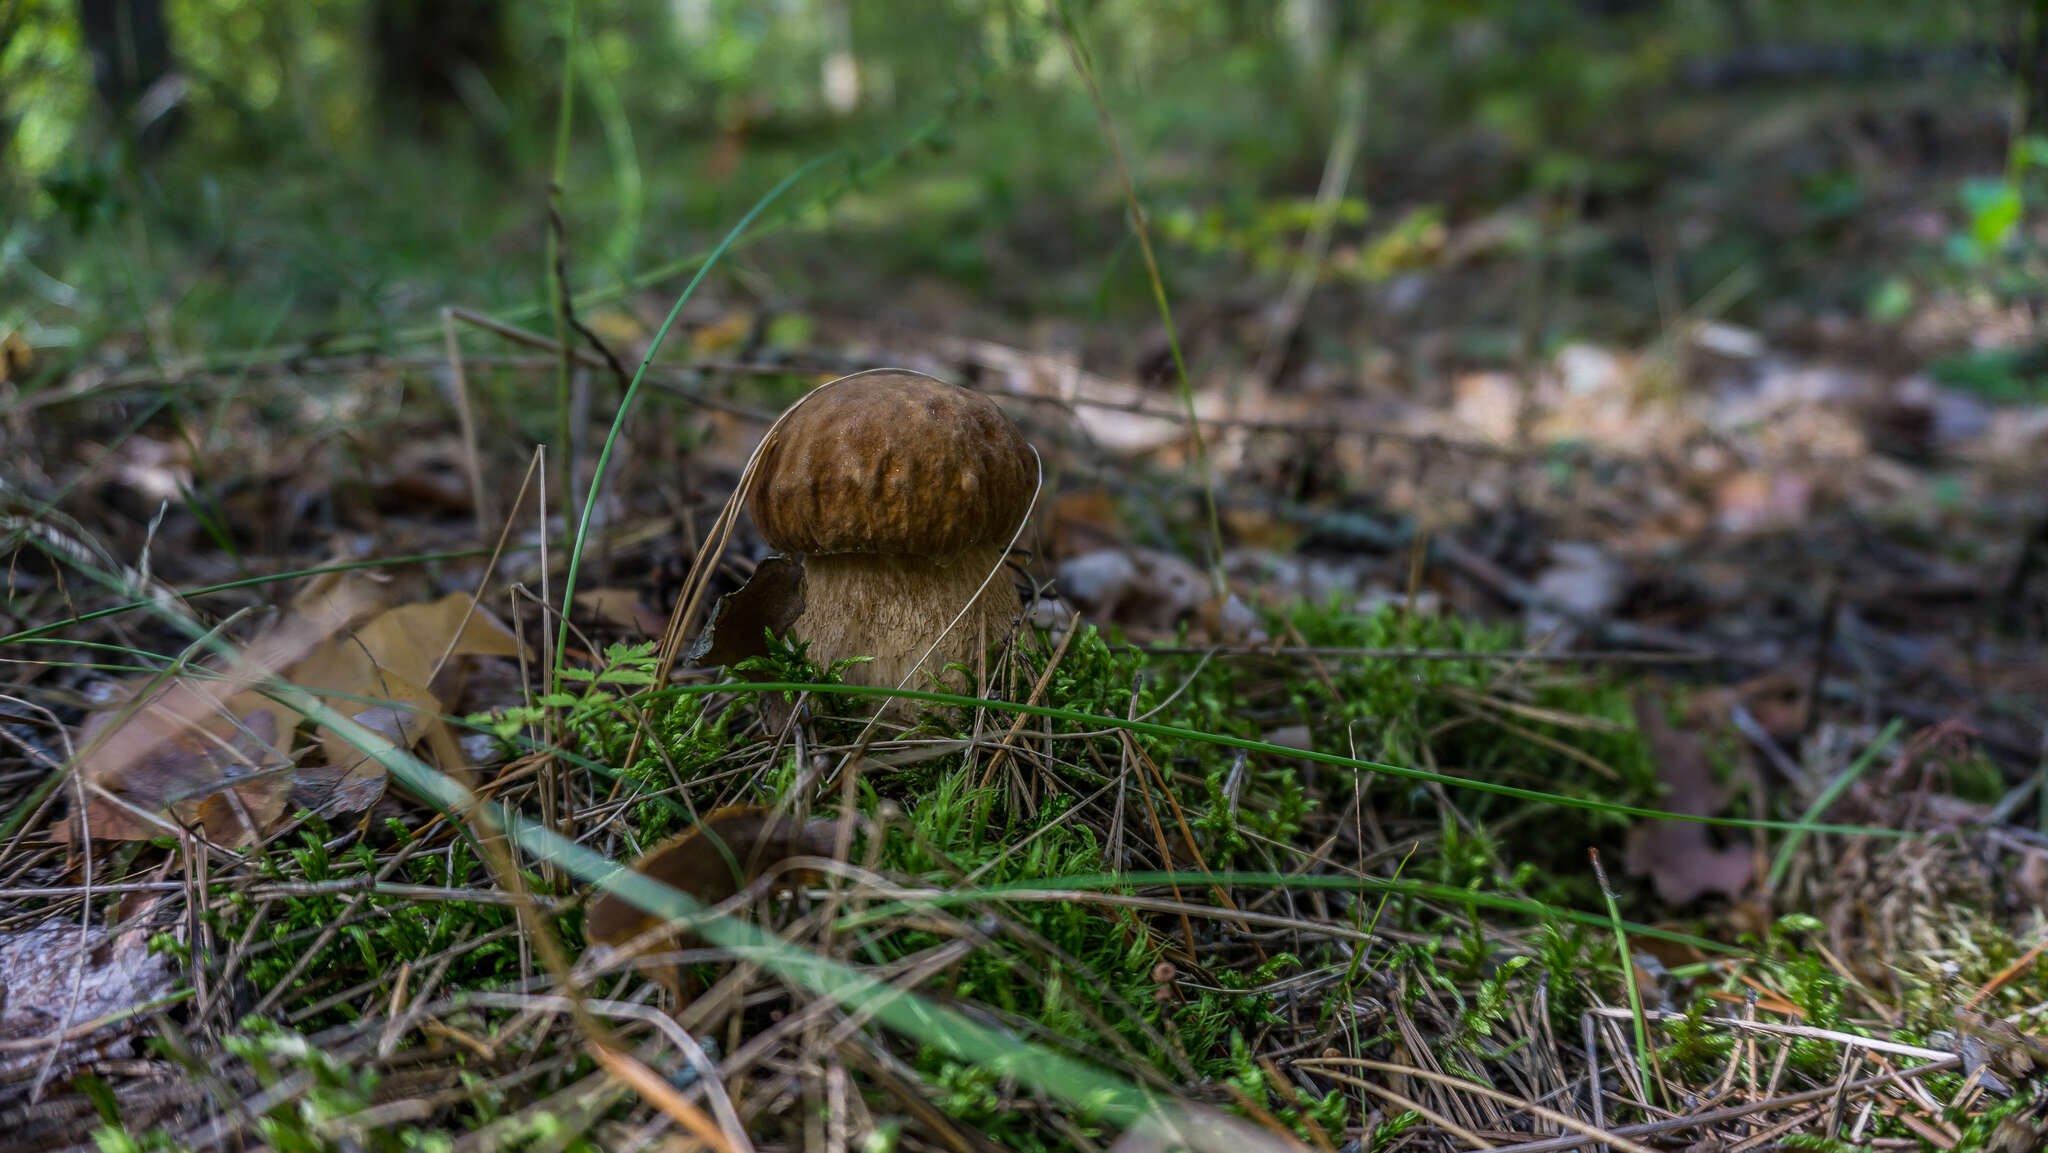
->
374, 437, 476, 514
0, 919, 177, 1084
1450, 371, 1522, 444
68, 701, 294, 845
585, 806, 837, 1000
1525, 543, 1624, 650
1047, 489, 1124, 556
107, 436, 193, 504
1057, 549, 1138, 615
1715, 469, 1816, 534
1689, 319, 1765, 360
1625, 696, 1754, 904
1057, 548, 1208, 633
66, 584, 523, 841
64, 576, 378, 845
1196, 591, 1267, 644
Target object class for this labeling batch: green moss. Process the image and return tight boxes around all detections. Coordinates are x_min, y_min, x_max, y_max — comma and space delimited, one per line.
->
265, 599, 1703, 1147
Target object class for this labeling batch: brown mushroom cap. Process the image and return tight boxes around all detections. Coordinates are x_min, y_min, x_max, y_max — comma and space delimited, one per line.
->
748, 370, 1035, 559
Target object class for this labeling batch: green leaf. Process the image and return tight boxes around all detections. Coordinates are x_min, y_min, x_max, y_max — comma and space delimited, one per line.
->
2014, 134, 2048, 173
1961, 178, 2022, 254
1865, 276, 1913, 325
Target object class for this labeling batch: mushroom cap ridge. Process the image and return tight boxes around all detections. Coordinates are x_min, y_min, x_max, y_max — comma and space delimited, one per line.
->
748, 369, 1036, 559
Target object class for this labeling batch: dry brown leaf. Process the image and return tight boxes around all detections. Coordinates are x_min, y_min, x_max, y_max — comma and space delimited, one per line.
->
376, 438, 476, 514
1048, 489, 1123, 557
69, 700, 293, 845
281, 592, 526, 808
1624, 695, 1754, 905
585, 806, 838, 948
65, 576, 379, 845
687, 556, 804, 669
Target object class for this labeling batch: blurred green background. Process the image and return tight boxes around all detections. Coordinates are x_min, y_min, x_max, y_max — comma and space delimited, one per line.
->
0, 1, 2038, 366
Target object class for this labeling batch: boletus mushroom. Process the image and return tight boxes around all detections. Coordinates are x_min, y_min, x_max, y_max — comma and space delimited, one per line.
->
747, 369, 1036, 706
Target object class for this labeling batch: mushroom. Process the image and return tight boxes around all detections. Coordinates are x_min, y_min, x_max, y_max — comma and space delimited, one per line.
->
747, 369, 1036, 706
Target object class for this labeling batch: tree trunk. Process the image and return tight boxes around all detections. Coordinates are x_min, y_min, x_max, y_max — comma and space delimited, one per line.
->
2024, 0, 2048, 135
370, 0, 506, 139
77, 0, 179, 154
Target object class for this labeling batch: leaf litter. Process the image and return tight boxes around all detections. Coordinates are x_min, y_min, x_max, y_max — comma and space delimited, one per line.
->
64, 576, 525, 844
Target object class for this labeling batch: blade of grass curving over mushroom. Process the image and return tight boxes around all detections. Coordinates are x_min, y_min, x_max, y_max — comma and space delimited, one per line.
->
550, 152, 838, 692
1053, 0, 1226, 593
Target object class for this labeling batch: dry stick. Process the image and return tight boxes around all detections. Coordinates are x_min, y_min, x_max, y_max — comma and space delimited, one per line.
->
974, 609, 1081, 790
30, 766, 96, 1100
834, 1037, 1011, 1153
1296, 1058, 1658, 1153
1581, 1008, 1954, 1062
1121, 732, 1257, 939
1125, 754, 1197, 956
1799, 571, 1843, 747
1304, 1065, 1495, 1149
586, 1043, 741, 1153
460, 798, 747, 1151
1483, 1060, 1959, 1153
440, 307, 493, 534
1968, 936, 2048, 1006
443, 308, 779, 421
629, 380, 823, 775
235, 461, 538, 1017
438, 1005, 720, 1153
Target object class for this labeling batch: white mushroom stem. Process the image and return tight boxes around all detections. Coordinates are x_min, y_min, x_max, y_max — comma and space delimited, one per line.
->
794, 547, 1017, 701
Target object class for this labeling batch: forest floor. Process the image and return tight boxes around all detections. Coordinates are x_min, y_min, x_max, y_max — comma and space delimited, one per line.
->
4, 75, 2048, 1153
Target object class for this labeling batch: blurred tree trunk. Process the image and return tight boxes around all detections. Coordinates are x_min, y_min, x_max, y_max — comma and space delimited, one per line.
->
1225, 0, 1273, 43
370, 0, 506, 139
2025, 0, 2048, 135
77, 0, 179, 154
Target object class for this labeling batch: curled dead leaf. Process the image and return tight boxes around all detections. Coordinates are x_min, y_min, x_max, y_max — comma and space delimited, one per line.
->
280, 591, 526, 809
686, 555, 805, 669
